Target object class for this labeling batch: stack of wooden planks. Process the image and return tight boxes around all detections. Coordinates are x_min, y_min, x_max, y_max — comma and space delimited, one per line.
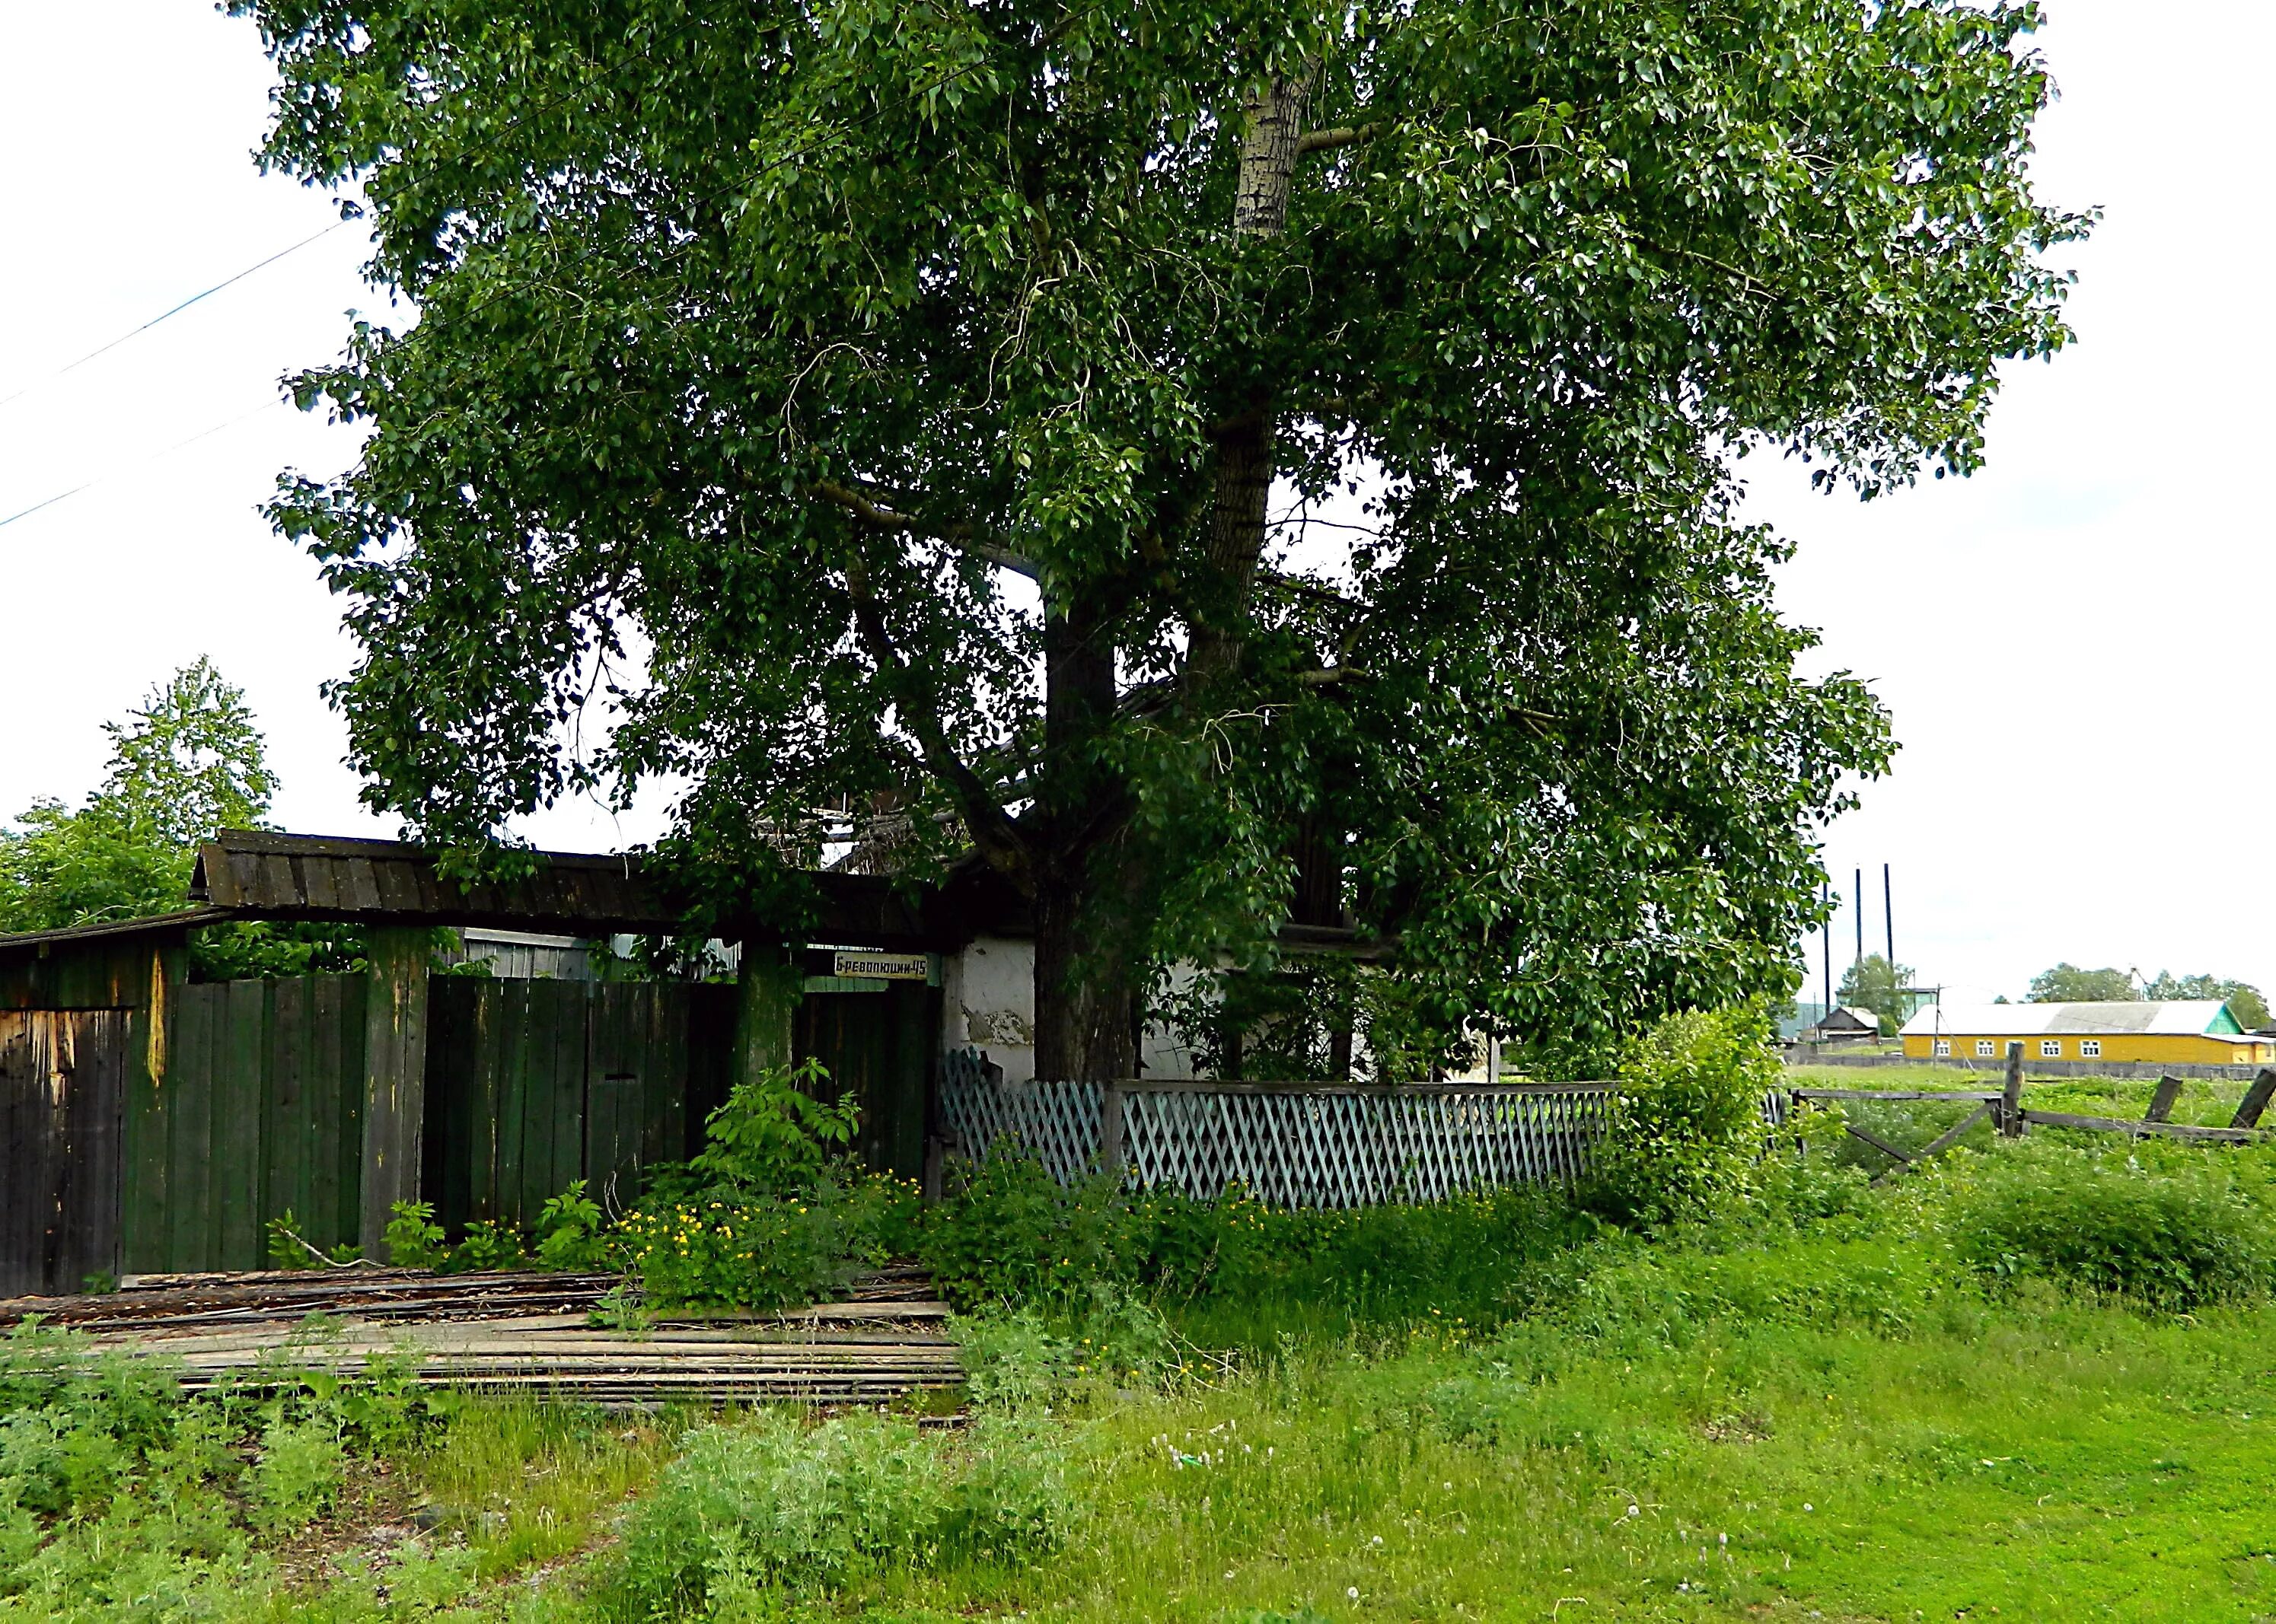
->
0, 1264, 963, 1406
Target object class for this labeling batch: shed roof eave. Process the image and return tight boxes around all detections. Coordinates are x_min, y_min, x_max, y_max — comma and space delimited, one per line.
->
0, 906, 240, 962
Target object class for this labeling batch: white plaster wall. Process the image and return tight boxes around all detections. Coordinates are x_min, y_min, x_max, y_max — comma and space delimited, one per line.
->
944, 935, 1037, 1084
942, 937, 1203, 1081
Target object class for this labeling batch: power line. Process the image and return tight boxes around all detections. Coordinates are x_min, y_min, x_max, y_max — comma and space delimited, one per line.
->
4, 15, 1079, 533
0, 221, 348, 412
0, 9, 736, 419
0, 400, 285, 530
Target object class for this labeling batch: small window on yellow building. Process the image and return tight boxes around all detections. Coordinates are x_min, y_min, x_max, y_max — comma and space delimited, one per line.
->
2040, 1040, 2062, 1058
1975, 1040, 1996, 1057
1934, 1039, 1951, 1057
2080, 1040, 2102, 1058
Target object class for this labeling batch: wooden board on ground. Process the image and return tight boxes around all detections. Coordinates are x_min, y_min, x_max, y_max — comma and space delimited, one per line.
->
0, 1266, 963, 1406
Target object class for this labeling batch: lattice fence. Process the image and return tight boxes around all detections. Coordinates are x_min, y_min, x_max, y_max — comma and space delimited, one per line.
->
936, 1051, 1627, 1207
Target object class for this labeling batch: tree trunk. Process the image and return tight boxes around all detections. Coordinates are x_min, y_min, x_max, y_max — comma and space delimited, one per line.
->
1028, 69, 1315, 1080
1029, 604, 1142, 1081
1190, 72, 1311, 691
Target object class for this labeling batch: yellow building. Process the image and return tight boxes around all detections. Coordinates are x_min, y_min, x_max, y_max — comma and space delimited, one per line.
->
1900, 1000, 2276, 1066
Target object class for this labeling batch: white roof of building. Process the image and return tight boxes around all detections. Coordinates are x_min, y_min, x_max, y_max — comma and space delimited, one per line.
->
1899, 1001, 2230, 1038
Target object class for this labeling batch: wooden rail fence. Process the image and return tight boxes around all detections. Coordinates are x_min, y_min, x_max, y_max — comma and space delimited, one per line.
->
1797, 1041, 2274, 1170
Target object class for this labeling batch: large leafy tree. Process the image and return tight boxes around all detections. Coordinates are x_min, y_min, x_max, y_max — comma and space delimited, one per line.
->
235, 0, 2080, 1078
1836, 953, 1917, 1036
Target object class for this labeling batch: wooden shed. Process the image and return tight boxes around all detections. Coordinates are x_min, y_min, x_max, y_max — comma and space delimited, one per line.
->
0, 831, 993, 1296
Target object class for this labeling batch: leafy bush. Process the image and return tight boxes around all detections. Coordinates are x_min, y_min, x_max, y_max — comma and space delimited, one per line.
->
606, 1062, 921, 1312
534, 1180, 607, 1271
249, 1413, 346, 1533
606, 1411, 1073, 1612
685, 1057, 859, 1197
384, 1199, 447, 1268
448, 1218, 529, 1273
920, 1148, 1594, 1345
1586, 1005, 1784, 1224
1957, 1144, 2274, 1309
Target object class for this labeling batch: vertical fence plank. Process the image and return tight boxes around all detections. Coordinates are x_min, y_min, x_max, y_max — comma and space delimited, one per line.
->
166, 987, 215, 1273
120, 1005, 168, 1275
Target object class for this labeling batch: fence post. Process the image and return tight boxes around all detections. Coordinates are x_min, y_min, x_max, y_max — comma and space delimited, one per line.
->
2232, 1068, 2276, 1132
2144, 1075, 2183, 1125
1099, 1081, 1126, 1182
2000, 1040, 2028, 1137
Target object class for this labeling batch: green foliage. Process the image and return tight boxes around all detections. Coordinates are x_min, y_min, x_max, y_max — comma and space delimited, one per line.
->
2027, 962, 2137, 1002
920, 1148, 1595, 1342
448, 1218, 529, 1273
685, 1059, 860, 1198
227, 0, 2082, 1073
383, 1199, 446, 1269
0, 1323, 456, 1603
248, 1413, 345, 1533
1835, 953, 1915, 1036
533, 1180, 606, 1271
605, 1060, 923, 1311
2146, 970, 2271, 1030
1585, 1006, 1785, 1224
1956, 1143, 2275, 1309
604, 1412, 1073, 1610
614, 1181, 915, 1314
0, 660, 271, 933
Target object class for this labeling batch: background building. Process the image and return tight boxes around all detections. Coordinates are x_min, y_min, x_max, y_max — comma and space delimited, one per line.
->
1899, 1001, 2276, 1065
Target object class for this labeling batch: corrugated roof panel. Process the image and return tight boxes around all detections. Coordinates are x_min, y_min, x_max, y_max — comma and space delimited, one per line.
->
1900, 1001, 2230, 1038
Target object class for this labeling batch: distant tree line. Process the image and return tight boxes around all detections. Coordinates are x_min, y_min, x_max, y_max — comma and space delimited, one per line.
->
2026, 963, 2269, 1030
1821, 954, 2273, 1037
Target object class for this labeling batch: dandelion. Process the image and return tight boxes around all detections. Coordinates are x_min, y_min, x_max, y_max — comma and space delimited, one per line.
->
1347, 1588, 1360, 1601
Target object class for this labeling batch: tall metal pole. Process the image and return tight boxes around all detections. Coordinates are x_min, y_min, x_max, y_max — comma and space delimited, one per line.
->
1854, 867, 1864, 972
1883, 863, 1895, 966
1822, 877, 1832, 1016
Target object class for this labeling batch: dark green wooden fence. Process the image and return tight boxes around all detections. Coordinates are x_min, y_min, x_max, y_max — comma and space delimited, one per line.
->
121, 976, 368, 1273
19, 970, 931, 1282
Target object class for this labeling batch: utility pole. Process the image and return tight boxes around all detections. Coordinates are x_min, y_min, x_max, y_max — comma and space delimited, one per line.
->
1854, 867, 1864, 974
1883, 863, 1894, 967
1822, 876, 1833, 1018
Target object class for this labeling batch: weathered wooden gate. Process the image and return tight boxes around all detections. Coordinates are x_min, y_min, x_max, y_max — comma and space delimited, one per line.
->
424, 979, 738, 1231
795, 979, 936, 1179
1, 1010, 129, 1296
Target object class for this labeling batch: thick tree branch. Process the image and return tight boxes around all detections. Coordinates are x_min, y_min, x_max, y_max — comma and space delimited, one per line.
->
841, 549, 1031, 882
811, 479, 1041, 579
1296, 123, 1379, 156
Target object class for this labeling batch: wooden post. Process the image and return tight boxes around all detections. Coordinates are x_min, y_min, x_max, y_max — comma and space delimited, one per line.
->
2232, 1068, 2276, 1132
359, 927, 432, 1256
2144, 1075, 2183, 1125
1099, 1080, 1127, 1182
2000, 1040, 2027, 1138
732, 940, 801, 1087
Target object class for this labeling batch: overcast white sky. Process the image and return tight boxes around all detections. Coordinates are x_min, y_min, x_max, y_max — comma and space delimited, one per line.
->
2, 2, 2268, 1002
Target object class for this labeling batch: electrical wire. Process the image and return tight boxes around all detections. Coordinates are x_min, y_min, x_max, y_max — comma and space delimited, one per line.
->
0, 400, 284, 530
0, 222, 347, 412
0, 13, 1073, 534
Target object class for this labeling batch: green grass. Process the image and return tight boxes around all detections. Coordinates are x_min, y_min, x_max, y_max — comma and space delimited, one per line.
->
10, 1138, 2276, 1621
